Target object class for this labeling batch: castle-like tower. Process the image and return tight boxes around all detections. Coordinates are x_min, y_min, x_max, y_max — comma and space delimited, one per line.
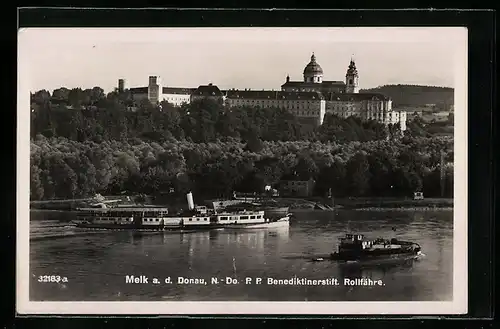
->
117, 79, 127, 93
303, 53, 323, 83
345, 59, 359, 93
148, 76, 162, 103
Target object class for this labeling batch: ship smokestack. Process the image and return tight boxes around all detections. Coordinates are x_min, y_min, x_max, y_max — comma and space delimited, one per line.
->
186, 192, 195, 210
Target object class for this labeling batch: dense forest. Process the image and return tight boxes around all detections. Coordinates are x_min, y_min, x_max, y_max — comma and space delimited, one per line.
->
31, 88, 396, 143
29, 87, 454, 201
360, 84, 454, 109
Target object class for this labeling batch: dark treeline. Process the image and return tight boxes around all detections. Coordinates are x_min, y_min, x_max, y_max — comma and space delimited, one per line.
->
30, 137, 453, 201
360, 84, 454, 109
29, 87, 453, 201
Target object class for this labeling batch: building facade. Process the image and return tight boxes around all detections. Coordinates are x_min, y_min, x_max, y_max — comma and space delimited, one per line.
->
118, 54, 406, 130
281, 53, 346, 94
191, 84, 225, 104
225, 90, 326, 125
163, 87, 195, 106
124, 78, 225, 107
126, 76, 194, 106
279, 179, 316, 197
278, 54, 406, 130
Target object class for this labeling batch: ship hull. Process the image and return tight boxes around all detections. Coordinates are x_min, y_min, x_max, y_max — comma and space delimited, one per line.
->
263, 207, 290, 218
330, 249, 421, 262
334, 252, 422, 264
74, 222, 213, 231
221, 218, 289, 229
74, 217, 290, 231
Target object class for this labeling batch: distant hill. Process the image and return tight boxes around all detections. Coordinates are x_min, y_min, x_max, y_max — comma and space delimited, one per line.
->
360, 84, 454, 110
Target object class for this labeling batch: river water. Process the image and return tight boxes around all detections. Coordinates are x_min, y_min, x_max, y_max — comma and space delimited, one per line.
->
29, 209, 453, 302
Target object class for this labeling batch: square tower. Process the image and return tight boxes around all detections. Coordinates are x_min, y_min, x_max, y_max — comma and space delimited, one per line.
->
148, 76, 162, 103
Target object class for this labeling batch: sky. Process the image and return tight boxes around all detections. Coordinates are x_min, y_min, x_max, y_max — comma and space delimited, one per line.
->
18, 27, 467, 93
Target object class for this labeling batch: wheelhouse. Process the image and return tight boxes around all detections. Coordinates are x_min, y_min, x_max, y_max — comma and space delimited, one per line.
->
337, 233, 372, 252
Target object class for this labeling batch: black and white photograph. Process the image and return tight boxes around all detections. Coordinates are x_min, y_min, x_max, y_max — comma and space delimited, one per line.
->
17, 26, 467, 315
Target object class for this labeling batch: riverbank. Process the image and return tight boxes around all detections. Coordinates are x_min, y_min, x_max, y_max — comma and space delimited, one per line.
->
331, 197, 453, 210
354, 207, 453, 211
30, 195, 453, 212
266, 196, 453, 211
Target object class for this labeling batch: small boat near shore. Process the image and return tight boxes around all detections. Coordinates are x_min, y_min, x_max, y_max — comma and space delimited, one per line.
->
73, 192, 290, 231
330, 233, 422, 262
312, 233, 422, 262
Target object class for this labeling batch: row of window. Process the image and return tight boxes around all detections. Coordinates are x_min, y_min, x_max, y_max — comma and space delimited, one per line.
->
367, 113, 401, 118
144, 218, 170, 222
165, 97, 190, 102
330, 112, 356, 117
293, 110, 320, 116
219, 215, 262, 220
228, 103, 322, 113
228, 99, 388, 109
229, 99, 321, 104
327, 107, 358, 112
93, 218, 130, 222
81, 211, 168, 217
143, 217, 211, 222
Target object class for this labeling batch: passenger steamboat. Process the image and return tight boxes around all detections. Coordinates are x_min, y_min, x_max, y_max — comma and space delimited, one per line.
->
328, 233, 422, 262
73, 192, 290, 231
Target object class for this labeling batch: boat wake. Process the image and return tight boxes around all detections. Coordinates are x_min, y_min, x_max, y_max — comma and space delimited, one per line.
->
282, 254, 332, 262
310, 252, 426, 264
415, 251, 426, 259
30, 231, 111, 242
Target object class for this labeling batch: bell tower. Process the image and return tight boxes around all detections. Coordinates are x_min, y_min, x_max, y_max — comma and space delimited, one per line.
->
345, 58, 359, 93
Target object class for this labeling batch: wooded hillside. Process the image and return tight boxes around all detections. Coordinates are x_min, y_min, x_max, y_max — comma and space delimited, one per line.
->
361, 84, 454, 109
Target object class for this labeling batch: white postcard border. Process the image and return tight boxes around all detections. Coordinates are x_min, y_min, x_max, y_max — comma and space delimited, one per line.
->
17, 27, 468, 315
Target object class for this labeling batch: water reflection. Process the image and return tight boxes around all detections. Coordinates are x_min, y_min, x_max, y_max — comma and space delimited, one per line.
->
338, 257, 418, 278
179, 226, 291, 261
30, 210, 453, 302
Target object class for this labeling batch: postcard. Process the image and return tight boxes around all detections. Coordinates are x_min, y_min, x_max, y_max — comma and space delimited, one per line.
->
17, 26, 467, 315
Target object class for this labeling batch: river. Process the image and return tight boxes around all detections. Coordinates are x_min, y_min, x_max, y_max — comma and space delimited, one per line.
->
29, 209, 453, 302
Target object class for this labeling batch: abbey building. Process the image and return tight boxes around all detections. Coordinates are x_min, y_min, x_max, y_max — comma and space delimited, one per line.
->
119, 53, 406, 130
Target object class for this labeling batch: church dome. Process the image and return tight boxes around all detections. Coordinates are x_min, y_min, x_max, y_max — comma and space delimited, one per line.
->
303, 53, 323, 75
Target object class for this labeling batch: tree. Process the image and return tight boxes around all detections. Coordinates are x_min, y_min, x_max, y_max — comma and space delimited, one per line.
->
315, 160, 346, 197
293, 154, 319, 181
32, 90, 51, 105
30, 165, 44, 200
345, 152, 371, 196
254, 157, 283, 187
51, 87, 70, 104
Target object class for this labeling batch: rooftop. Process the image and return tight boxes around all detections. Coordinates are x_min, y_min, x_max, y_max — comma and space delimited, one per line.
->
129, 87, 148, 94
226, 90, 325, 101
303, 53, 323, 75
282, 80, 346, 86
192, 84, 224, 97
162, 87, 196, 94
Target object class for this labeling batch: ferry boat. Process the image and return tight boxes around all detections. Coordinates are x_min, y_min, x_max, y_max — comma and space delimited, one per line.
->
74, 192, 290, 231
329, 233, 422, 262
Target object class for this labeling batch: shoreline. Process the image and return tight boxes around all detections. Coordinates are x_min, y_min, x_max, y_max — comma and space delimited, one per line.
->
30, 195, 453, 212
352, 207, 453, 212
289, 206, 453, 212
